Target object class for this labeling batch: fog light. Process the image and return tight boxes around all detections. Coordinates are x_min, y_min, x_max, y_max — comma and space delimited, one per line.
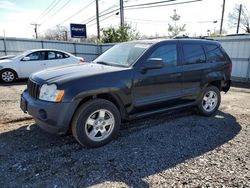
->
39, 109, 47, 119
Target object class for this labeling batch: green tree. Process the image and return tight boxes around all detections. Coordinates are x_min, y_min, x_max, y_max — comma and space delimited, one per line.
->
168, 9, 186, 38
101, 23, 140, 43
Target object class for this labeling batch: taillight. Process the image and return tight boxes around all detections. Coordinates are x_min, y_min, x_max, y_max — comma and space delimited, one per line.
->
79, 59, 85, 64
228, 63, 232, 76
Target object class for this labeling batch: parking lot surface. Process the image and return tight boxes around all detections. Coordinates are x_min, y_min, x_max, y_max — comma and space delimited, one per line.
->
0, 82, 249, 187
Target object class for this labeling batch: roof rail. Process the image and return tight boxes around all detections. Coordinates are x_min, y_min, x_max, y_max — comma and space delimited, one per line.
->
174, 35, 214, 40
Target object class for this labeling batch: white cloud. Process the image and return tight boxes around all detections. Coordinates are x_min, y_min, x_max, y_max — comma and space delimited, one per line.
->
0, 0, 20, 10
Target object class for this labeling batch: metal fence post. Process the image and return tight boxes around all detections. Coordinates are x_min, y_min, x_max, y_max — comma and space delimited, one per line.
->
3, 37, 7, 55
41, 40, 44, 49
74, 42, 77, 56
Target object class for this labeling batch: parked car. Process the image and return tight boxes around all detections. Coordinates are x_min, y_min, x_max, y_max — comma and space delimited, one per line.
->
0, 49, 84, 83
0, 55, 16, 60
21, 38, 232, 147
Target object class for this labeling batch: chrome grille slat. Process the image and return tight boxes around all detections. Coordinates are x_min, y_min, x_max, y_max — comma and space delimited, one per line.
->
27, 79, 40, 99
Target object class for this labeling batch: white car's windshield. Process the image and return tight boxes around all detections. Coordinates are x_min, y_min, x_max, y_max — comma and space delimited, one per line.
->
11, 51, 32, 60
93, 42, 151, 67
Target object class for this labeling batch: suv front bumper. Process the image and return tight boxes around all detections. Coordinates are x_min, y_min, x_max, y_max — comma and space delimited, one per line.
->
20, 90, 78, 135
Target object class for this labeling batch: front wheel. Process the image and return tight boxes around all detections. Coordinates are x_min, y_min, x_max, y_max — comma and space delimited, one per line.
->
71, 99, 121, 147
1, 69, 17, 83
197, 86, 221, 116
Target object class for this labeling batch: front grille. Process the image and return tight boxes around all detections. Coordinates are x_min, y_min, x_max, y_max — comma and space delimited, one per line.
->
27, 79, 40, 99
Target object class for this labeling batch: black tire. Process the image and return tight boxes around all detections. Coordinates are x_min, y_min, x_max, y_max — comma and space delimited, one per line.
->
197, 85, 221, 116
0, 69, 17, 83
71, 99, 121, 147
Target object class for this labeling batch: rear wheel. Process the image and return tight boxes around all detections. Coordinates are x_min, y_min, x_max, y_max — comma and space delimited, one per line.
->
197, 86, 221, 116
1, 69, 17, 83
71, 99, 121, 147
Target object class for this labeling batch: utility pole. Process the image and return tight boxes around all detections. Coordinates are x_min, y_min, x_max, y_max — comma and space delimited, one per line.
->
236, 4, 242, 34
63, 31, 68, 41
31, 23, 41, 39
219, 0, 225, 35
120, 0, 124, 27
96, 0, 100, 40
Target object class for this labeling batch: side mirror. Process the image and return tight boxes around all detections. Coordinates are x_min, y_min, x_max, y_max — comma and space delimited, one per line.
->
141, 58, 165, 73
22, 56, 30, 61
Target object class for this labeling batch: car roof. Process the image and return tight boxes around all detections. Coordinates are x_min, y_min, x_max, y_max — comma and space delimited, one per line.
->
127, 38, 220, 45
28, 49, 72, 54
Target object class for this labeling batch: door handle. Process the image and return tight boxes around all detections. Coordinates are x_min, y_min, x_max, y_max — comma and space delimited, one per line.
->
170, 73, 181, 77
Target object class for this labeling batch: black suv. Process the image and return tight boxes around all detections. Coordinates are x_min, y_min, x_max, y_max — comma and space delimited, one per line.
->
21, 38, 232, 147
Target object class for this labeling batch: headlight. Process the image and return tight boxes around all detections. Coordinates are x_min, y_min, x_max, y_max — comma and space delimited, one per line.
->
39, 84, 64, 102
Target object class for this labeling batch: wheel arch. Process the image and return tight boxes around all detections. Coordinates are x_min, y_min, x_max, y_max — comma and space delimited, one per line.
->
72, 92, 127, 122
0, 68, 19, 78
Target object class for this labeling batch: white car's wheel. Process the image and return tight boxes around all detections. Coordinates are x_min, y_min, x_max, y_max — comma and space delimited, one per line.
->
1, 70, 17, 83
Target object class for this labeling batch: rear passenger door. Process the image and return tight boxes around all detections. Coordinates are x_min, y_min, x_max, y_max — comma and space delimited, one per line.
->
45, 51, 70, 68
181, 41, 211, 102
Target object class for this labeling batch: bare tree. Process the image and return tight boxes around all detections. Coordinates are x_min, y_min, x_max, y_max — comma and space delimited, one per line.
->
228, 4, 250, 33
40, 26, 70, 41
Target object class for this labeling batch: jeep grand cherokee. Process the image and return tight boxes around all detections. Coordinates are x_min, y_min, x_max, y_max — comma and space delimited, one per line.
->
21, 38, 232, 147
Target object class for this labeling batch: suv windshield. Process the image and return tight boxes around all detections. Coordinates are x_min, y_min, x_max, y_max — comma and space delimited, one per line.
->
93, 42, 151, 67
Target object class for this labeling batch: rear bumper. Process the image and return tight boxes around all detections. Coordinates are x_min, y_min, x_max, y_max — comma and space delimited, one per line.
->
21, 90, 79, 135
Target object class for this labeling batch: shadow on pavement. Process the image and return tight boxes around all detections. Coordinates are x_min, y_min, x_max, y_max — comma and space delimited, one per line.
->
0, 110, 241, 187
0, 79, 27, 86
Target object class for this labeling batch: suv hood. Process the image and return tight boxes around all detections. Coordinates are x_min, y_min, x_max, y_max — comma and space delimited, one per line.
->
31, 63, 128, 84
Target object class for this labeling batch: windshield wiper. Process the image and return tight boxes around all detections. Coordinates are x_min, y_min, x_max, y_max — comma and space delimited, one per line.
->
95, 61, 111, 66
95, 61, 128, 68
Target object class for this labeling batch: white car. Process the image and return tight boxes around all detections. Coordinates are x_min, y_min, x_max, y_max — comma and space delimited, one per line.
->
0, 49, 84, 83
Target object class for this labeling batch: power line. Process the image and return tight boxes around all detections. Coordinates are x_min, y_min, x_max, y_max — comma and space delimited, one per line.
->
125, 0, 175, 8
40, 0, 72, 25
36, 0, 58, 21
125, 0, 202, 10
81, 3, 119, 24
88, 13, 118, 27
38, 0, 62, 22
84, 0, 202, 25
84, 8, 120, 24
39, 0, 95, 33
58, 0, 95, 25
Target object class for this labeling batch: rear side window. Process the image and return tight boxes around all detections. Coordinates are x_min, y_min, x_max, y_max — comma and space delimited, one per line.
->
206, 44, 226, 63
47, 51, 68, 60
48, 52, 56, 59
149, 44, 177, 65
183, 44, 206, 64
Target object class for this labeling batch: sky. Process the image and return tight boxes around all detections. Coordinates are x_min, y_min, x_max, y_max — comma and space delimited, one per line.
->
0, 0, 249, 39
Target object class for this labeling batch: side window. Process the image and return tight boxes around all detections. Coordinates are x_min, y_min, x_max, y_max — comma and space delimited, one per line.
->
183, 44, 206, 64
25, 52, 46, 61
206, 44, 226, 63
26, 52, 40, 61
64, 53, 70, 58
55, 52, 64, 59
48, 52, 56, 60
149, 44, 177, 65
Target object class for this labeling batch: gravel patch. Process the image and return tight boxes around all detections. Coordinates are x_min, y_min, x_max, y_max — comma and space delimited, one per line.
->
0, 83, 249, 187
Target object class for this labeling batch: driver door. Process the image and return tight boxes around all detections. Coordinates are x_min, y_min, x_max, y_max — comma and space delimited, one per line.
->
20, 51, 46, 77
133, 42, 183, 112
